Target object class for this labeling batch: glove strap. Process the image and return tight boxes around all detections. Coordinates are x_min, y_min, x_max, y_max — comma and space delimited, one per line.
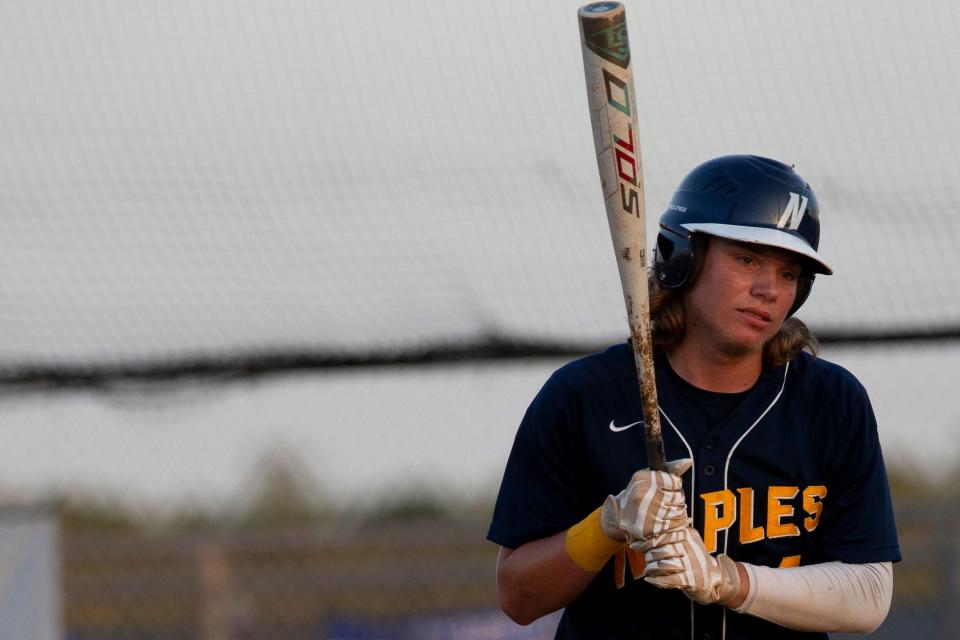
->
565, 506, 623, 572
714, 554, 743, 605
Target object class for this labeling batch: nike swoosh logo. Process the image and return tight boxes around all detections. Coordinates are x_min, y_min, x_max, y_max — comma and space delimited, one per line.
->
609, 420, 643, 433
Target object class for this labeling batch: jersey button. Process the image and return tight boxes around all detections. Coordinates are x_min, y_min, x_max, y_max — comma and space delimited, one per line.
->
704, 437, 717, 451
704, 464, 716, 476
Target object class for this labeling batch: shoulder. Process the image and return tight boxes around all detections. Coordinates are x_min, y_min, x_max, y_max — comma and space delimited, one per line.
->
786, 352, 880, 448
544, 342, 635, 396
523, 342, 634, 428
788, 351, 870, 401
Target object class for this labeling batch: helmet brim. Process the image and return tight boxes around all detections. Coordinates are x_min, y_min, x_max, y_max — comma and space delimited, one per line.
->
681, 222, 833, 275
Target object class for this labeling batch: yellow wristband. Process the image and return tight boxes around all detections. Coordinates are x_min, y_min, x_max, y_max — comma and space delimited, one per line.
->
565, 506, 623, 572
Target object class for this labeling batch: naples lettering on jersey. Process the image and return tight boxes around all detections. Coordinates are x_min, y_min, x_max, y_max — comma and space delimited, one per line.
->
700, 484, 827, 552
612, 483, 828, 589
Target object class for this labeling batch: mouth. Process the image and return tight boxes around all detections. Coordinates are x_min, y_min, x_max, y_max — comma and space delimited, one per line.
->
737, 308, 772, 325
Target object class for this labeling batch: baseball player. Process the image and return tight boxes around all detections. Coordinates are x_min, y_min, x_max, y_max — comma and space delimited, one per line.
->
487, 155, 901, 639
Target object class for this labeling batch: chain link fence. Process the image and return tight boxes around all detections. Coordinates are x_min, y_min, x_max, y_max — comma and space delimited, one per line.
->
56, 500, 956, 640
62, 522, 549, 640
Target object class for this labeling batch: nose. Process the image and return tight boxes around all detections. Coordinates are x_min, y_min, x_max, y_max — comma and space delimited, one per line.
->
750, 266, 779, 302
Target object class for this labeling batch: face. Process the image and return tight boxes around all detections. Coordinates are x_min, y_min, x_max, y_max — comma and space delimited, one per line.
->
682, 237, 803, 359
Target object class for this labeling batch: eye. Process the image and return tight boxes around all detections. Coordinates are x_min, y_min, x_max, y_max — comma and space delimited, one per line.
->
735, 255, 756, 266
780, 270, 799, 282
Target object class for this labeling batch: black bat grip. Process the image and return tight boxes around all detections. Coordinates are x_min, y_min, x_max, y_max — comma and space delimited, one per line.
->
646, 436, 666, 472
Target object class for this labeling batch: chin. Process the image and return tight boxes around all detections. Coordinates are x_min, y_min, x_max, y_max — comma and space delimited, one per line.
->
716, 339, 761, 359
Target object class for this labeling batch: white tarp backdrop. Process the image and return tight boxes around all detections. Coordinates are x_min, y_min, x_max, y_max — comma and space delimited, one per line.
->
0, 0, 958, 366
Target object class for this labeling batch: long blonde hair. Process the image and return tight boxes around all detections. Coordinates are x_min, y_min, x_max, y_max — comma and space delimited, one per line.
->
649, 240, 819, 368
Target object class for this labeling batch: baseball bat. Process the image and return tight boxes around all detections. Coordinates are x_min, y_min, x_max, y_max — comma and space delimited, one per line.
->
578, 2, 665, 471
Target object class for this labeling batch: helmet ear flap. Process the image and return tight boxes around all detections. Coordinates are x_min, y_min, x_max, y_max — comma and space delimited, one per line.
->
656, 232, 676, 261
653, 230, 708, 289
789, 273, 815, 318
653, 228, 692, 288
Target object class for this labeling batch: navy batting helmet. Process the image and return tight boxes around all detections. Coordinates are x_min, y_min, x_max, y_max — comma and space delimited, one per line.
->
652, 155, 832, 316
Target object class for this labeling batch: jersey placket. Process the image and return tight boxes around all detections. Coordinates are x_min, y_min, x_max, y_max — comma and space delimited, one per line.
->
657, 359, 790, 640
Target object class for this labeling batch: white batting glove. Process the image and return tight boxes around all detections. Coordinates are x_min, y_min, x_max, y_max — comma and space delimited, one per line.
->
640, 526, 741, 606
600, 458, 693, 550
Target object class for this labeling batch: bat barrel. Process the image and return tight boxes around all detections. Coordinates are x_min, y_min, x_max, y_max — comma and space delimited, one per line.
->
579, 2, 665, 471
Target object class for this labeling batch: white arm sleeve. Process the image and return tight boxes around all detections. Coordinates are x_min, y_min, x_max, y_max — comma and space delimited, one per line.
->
733, 561, 893, 634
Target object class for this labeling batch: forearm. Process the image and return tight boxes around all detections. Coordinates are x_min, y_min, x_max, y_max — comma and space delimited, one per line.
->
734, 561, 893, 633
496, 532, 603, 625
496, 462, 690, 625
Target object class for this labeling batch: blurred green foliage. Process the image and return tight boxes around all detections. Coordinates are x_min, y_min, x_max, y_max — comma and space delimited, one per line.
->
886, 462, 960, 501
37, 451, 959, 534
47, 446, 495, 534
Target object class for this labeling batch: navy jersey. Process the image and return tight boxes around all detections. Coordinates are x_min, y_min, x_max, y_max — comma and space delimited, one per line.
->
487, 343, 901, 640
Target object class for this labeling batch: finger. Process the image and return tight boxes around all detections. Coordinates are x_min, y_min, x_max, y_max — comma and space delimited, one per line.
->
632, 529, 685, 552
656, 471, 684, 491
683, 585, 715, 606
656, 513, 689, 528
659, 496, 688, 513
643, 561, 685, 578
644, 574, 687, 590
666, 458, 693, 478
634, 477, 673, 533
660, 511, 690, 526
660, 489, 687, 502
632, 469, 682, 493
642, 546, 685, 563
